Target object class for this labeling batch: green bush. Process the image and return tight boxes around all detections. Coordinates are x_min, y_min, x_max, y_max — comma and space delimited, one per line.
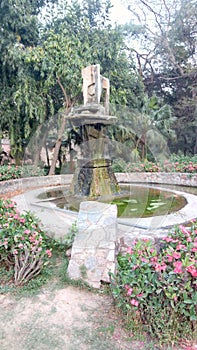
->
111, 159, 128, 172
115, 155, 197, 173
0, 199, 52, 285
0, 165, 45, 181
110, 222, 197, 345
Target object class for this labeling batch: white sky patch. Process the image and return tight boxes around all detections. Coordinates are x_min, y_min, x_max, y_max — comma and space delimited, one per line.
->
40, 0, 132, 25
110, 0, 131, 24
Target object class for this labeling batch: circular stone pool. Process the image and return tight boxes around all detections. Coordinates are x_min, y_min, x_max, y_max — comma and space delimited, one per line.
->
37, 184, 187, 219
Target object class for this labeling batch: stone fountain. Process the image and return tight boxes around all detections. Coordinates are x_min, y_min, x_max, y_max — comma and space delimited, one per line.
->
68, 64, 119, 197
67, 64, 119, 288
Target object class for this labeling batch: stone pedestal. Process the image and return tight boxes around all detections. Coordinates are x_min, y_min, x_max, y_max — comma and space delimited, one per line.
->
70, 158, 119, 197
67, 201, 117, 288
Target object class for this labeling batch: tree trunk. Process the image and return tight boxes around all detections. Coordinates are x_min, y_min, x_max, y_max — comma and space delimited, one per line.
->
49, 77, 73, 175
194, 127, 197, 154
48, 116, 66, 175
45, 142, 50, 168
32, 124, 47, 167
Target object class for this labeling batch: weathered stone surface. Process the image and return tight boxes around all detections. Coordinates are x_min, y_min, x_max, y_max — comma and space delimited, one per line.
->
82, 64, 109, 114
116, 172, 197, 187
0, 174, 73, 194
70, 159, 119, 197
67, 201, 117, 288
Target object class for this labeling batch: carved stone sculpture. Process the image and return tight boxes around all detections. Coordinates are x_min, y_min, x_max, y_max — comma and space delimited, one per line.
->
82, 64, 109, 114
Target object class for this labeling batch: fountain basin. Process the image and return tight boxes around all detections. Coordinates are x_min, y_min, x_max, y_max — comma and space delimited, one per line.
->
12, 177, 197, 240
37, 184, 186, 219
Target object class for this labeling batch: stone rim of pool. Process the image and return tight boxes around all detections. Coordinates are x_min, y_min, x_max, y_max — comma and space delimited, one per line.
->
13, 182, 197, 237
37, 184, 187, 219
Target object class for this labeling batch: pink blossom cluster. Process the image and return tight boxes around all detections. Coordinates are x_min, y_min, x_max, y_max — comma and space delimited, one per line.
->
0, 199, 52, 260
126, 159, 197, 173
123, 221, 197, 309
124, 285, 139, 307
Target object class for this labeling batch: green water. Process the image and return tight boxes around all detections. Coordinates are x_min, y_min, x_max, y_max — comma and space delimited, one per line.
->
38, 185, 187, 218
109, 186, 186, 218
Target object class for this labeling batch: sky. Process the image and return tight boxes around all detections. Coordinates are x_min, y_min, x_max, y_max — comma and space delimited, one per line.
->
40, 0, 132, 26
110, 0, 131, 24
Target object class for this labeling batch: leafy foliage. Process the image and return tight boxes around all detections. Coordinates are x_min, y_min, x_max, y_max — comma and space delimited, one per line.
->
0, 0, 58, 163
0, 199, 53, 285
110, 222, 197, 344
0, 165, 46, 181
126, 0, 197, 154
112, 154, 197, 173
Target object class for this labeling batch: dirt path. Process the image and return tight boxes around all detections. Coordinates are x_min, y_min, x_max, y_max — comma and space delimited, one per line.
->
1, 285, 197, 350
0, 286, 138, 350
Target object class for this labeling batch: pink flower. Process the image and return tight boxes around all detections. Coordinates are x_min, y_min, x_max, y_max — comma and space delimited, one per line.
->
150, 248, 155, 253
18, 243, 23, 249
127, 247, 133, 254
179, 225, 190, 235
13, 249, 18, 255
137, 293, 143, 298
130, 299, 139, 307
154, 263, 167, 272
46, 249, 52, 258
150, 256, 158, 263
13, 214, 20, 220
141, 257, 148, 263
8, 202, 15, 208
173, 261, 183, 274
186, 265, 197, 277
176, 243, 186, 250
24, 229, 31, 235
20, 218, 25, 223
132, 265, 139, 270
166, 254, 173, 262
172, 252, 181, 259
127, 288, 133, 296
163, 237, 173, 243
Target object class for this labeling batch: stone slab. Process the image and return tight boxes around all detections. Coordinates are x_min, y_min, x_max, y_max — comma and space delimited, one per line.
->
67, 201, 117, 288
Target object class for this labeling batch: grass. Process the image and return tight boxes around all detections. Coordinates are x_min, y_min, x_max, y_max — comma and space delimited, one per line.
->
0, 243, 99, 298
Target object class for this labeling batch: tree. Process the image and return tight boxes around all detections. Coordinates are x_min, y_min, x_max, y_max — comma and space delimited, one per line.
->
21, 0, 145, 172
109, 95, 175, 162
0, 0, 146, 166
123, 0, 197, 154
0, 0, 58, 163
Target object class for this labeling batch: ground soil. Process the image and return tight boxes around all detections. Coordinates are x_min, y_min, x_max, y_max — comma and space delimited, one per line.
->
0, 284, 197, 350
0, 284, 144, 350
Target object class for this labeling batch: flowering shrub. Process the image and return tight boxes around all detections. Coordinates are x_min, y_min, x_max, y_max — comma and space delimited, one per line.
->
112, 155, 197, 173
0, 165, 45, 181
110, 222, 197, 344
125, 159, 197, 173
0, 199, 52, 285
